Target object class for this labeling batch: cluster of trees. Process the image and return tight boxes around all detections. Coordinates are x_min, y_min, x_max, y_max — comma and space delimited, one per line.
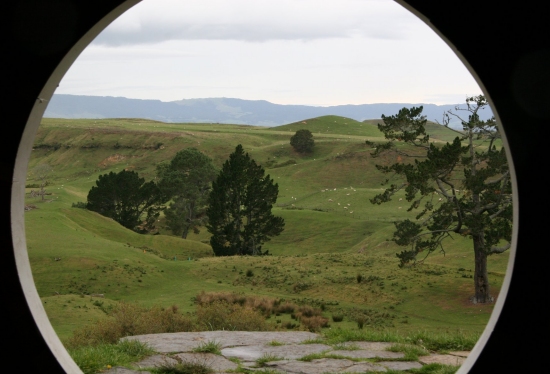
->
85, 145, 284, 256
84, 97, 508, 303
369, 95, 512, 304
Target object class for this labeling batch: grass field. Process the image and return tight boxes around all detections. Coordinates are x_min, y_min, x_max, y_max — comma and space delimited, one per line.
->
26, 116, 509, 344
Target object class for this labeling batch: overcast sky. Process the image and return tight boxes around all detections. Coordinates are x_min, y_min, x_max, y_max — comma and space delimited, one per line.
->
56, 0, 483, 106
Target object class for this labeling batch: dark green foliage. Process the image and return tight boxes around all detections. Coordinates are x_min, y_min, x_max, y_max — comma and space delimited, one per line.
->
86, 170, 164, 233
156, 148, 217, 238
290, 129, 314, 153
370, 96, 512, 303
206, 145, 285, 256
71, 201, 87, 209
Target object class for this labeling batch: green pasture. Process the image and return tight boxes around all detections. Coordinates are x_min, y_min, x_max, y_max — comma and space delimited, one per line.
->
27, 117, 509, 343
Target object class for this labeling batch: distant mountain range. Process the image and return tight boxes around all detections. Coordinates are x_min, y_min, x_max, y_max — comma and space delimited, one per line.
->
43, 94, 494, 128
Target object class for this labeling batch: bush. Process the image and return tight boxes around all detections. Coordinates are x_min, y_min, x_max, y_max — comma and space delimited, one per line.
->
195, 301, 272, 331
273, 302, 295, 314
356, 316, 367, 329
300, 316, 330, 332
67, 302, 195, 348
332, 315, 344, 322
281, 321, 298, 329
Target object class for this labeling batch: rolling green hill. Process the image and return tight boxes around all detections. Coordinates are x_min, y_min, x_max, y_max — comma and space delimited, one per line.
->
27, 116, 509, 341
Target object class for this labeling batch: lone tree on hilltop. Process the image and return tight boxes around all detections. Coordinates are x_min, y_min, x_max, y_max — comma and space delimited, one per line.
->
290, 129, 314, 154
87, 170, 165, 233
156, 148, 217, 239
368, 95, 512, 304
206, 144, 285, 256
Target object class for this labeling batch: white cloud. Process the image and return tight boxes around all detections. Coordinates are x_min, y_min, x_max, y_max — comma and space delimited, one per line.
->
92, 0, 419, 45
57, 0, 483, 105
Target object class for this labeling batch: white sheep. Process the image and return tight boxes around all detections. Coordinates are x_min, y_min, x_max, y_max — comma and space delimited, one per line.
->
328, 199, 333, 202
344, 206, 348, 209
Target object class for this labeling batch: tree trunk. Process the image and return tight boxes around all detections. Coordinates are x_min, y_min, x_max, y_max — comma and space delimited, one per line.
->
181, 226, 189, 239
181, 203, 194, 239
473, 233, 492, 303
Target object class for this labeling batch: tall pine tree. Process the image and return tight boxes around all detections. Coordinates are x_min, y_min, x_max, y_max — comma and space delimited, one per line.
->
156, 148, 217, 239
206, 145, 284, 256
369, 96, 512, 303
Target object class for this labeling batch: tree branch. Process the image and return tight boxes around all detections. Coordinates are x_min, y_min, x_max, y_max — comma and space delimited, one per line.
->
489, 242, 511, 254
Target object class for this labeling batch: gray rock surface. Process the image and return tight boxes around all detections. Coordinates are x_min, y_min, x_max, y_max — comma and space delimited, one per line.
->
133, 354, 177, 369
329, 349, 405, 359
221, 343, 331, 361
376, 361, 424, 370
124, 330, 319, 353
267, 358, 357, 374
419, 353, 466, 366
174, 353, 239, 372
115, 331, 468, 373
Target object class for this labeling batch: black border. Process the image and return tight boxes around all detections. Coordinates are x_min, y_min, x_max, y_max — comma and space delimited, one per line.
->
2, 1, 548, 371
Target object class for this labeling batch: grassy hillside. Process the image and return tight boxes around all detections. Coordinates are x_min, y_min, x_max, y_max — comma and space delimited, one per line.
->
27, 116, 509, 342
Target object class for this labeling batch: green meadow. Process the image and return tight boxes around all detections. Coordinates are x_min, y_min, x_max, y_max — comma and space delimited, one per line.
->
26, 116, 509, 342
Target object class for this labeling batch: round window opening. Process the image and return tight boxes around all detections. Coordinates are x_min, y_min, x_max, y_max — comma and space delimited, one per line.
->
17, 1, 517, 373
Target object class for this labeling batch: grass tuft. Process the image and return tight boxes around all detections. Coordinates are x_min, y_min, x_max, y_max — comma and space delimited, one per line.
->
192, 340, 222, 355
68, 340, 155, 374
386, 343, 429, 360
151, 361, 214, 374
255, 353, 283, 367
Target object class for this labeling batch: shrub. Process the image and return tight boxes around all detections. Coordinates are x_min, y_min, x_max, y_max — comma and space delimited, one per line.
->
297, 305, 321, 318
281, 321, 298, 330
195, 301, 272, 331
274, 302, 295, 314
67, 302, 195, 348
300, 316, 330, 332
332, 315, 344, 323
